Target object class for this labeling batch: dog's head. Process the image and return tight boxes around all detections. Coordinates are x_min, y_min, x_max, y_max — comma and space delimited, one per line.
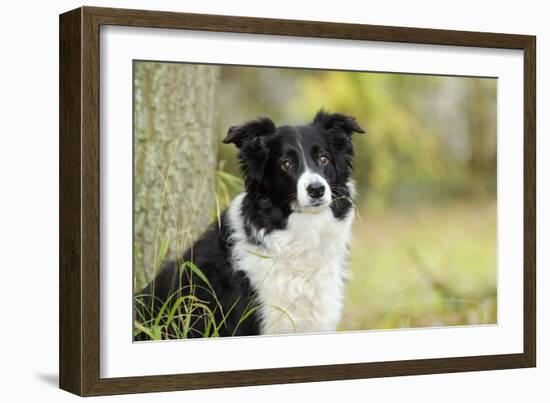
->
223, 109, 364, 213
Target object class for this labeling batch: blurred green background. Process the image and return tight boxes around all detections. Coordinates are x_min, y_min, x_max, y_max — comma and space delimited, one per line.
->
215, 66, 497, 330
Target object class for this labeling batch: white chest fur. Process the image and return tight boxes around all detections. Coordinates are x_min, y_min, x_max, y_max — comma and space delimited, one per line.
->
227, 193, 354, 335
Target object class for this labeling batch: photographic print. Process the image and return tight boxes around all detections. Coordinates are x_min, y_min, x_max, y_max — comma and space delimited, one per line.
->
59, 7, 535, 394
133, 62, 497, 341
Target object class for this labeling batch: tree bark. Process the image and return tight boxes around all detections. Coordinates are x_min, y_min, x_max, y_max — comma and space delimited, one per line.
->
133, 62, 220, 289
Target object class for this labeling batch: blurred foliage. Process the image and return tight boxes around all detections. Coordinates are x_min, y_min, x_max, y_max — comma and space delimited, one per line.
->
211, 65, 497, 330
215, 67, 496, 210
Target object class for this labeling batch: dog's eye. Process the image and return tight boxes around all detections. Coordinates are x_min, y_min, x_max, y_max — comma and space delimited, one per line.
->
319, 155, 330, 166
280, 160, 293, 172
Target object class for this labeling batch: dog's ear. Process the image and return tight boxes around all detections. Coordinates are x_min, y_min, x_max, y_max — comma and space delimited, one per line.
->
314, 110, 363, 177
312, 109, 364, 137
224, 117, 275, 186
238, 136, 269, 185
223, 117, 276, 148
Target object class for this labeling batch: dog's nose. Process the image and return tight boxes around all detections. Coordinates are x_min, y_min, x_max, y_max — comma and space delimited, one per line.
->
307, 183, 325, 199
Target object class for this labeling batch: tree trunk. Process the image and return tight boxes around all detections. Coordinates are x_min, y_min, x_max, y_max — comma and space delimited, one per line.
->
133, 62, 220, 290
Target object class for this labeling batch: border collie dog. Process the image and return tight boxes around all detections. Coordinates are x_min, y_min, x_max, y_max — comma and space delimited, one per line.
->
136, 110, 364, 338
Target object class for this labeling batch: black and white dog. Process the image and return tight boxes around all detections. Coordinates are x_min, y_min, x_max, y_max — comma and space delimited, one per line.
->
136, 110, 364, 338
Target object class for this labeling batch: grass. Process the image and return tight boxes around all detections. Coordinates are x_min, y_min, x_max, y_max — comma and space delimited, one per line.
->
340, 199, 497, 331
134, 260, 261, 340
134, 169, 250, 341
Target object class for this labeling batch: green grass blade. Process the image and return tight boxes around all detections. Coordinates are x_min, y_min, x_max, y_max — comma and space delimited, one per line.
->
232, 305, 260, 336
183, 261, 214, 291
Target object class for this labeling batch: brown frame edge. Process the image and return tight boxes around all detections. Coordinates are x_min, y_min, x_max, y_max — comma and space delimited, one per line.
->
59, 6, 536, 396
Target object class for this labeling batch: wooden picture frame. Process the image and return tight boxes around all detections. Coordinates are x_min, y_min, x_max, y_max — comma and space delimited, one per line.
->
59, 6, 536, 396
